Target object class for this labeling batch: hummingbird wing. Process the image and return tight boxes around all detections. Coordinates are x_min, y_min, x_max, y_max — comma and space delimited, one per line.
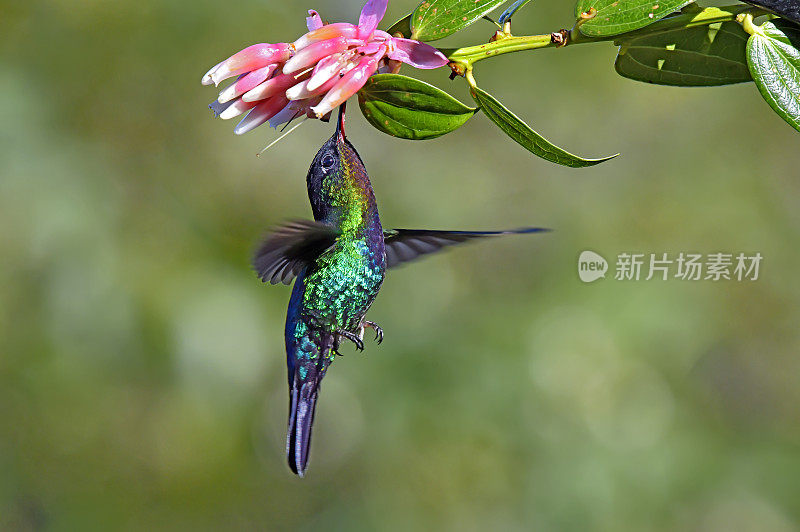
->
739, 1, 800, 24
383, 227, 549, 269
253, 220, 339, 285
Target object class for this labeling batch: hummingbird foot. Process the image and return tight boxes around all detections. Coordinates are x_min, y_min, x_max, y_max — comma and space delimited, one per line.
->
337, 330, 365, 352
358, 321, 383, 344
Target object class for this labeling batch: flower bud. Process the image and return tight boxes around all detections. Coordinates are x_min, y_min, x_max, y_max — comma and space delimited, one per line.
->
311, 53, 381, 118
203, 43, 292, 86
235, 96, 290, 135
293, 23, 359, 51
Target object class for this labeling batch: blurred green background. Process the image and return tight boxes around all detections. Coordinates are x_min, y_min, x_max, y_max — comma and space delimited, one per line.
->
2, 0, 800, 530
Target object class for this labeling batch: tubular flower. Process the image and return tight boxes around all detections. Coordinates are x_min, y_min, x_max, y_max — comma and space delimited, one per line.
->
202, 0, 448, 134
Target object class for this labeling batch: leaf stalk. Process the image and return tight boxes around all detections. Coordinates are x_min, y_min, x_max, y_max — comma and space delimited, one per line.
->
446, 5, 771, 68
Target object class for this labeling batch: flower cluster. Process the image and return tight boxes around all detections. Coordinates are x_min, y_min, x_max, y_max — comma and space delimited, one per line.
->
202, 0, 448, 135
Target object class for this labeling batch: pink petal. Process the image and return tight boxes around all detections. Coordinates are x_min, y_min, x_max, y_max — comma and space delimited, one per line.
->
285, 80, 311, 100
218, 98, 258, 120
356, 41, 383, 55
306, 10, 323, 31
283, 36, 354, 75
358, 0, 388, 40
285, 71, 340, 100
202, 60, 224, 85
242, 71, 310, 102
301, 97, 324, 120
306, 52, 353, 92
205, 43, 292, 86
311, 53, 380, 118
388, 38, 448, 69
294, 23, 359, 51
234, 96, 290, 135
217, 64, 278, 104
304, 96, 324, 119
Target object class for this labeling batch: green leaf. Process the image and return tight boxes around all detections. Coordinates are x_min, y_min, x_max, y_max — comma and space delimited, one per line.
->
615, 21, 751, 86
411, 0, 507, 41
358, 74, 478, 140
575, 0, 693, 37
746, 20, 800, 132
386, 13, 412, 38
469, 86, 618, 167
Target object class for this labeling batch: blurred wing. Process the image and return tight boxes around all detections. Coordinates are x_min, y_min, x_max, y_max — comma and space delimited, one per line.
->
739, 1, 800, 25
383, 227, 549, 269
253, 220, 339, 285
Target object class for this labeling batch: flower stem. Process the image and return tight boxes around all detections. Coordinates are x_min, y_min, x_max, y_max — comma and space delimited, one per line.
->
737, 13, 762, 37
448, 33, 553, 69
447, 4, 770, 72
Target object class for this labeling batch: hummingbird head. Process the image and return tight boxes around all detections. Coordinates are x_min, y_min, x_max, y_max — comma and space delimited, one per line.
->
306, 103, 373, 224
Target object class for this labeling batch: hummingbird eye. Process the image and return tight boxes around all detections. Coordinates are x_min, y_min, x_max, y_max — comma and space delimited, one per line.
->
321, 154, 335, 170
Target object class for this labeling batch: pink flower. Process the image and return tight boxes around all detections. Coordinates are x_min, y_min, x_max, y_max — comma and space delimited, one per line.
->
203, 0, 448, 135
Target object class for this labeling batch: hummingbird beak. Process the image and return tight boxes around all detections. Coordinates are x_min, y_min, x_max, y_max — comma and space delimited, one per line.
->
335, 102, 346, 142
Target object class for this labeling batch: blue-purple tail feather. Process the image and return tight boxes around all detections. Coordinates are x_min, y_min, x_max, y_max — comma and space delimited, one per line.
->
287, 376, 318, 477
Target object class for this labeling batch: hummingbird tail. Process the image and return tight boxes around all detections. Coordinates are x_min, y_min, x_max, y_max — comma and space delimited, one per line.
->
287, 377, 320, 477
286, 336, 334, 478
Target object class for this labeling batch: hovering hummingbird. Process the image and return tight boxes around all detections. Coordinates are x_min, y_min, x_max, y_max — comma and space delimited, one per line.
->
253, 105, 547, 477
740, 0, 800, 25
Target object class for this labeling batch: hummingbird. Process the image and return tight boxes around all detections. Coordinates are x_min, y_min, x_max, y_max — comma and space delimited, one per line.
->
739, 0, 800, 25
253, 105, 547, 477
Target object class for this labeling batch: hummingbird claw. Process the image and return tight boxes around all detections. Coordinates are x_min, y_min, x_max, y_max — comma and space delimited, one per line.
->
337, 329, 364, 351
361, 320, 383, 344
